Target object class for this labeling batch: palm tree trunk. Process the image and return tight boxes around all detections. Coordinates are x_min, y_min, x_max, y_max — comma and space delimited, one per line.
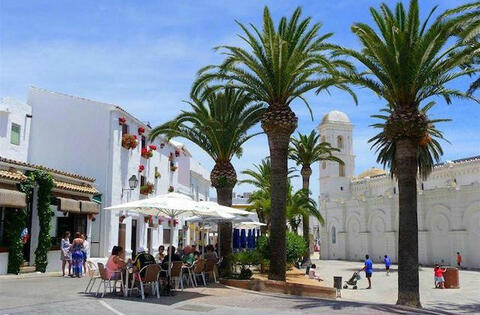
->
395, 138, 421, 308
301, 173, 312, 267
266, 131, 290, 281
262, 107, 297, 281
216, 187, 233, 277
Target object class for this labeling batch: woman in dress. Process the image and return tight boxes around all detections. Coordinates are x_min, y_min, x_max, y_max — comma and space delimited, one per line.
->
60, 231, 72, 277
70, 232, 84, 277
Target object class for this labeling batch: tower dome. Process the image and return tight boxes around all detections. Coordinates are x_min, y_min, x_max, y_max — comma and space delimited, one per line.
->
321, 110, 350, 125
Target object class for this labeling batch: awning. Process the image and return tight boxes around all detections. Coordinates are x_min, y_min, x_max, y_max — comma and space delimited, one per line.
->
80, 200, 99, 214
0, 188, 26, 208
58, 197, 80, 213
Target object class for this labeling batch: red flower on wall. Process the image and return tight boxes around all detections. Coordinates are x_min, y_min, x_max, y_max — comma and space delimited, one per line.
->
119, 117, 126, 125
138, 126, 145, 134
175, 150, 180, 157
160, 143, 165, 149
148, 144, 157, 151
139, 165, 145, 172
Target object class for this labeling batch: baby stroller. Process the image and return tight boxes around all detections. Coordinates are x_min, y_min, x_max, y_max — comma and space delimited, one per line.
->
343, 272, 361, 289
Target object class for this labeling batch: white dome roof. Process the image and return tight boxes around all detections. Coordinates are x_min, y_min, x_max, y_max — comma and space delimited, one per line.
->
321, 110, 350, 125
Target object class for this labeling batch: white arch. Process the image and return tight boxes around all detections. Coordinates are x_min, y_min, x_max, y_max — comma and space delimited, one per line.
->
425, 204, 452, 232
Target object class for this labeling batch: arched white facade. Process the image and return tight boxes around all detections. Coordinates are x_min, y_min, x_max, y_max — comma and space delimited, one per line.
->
315, 110, 480, 268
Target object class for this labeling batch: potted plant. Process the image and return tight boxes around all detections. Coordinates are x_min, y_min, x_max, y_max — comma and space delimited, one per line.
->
138, 164, 145, 172
119, 117, 126, 125
122, 134, 138, 149
144, 215, 152, 224
119, 215, 126, 223
149, 144, 157, 151
140, 182, 154, 195
168, 219, 178, 227
154, 170, 161, 179
141, 147, 153, 159
168, 186, 174, 192
175, 150, 180, 157
88, 213, 95, 221
169, 152, 174, 161
138, 126, 145, 134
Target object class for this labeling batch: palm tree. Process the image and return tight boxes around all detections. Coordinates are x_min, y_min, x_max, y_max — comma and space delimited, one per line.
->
289, 130, 343, 266
441, 2, 480, 94
335, 0, 479, 307
286, 186, 323, 234
193, 7, 356, 281
149, 86, 266, 275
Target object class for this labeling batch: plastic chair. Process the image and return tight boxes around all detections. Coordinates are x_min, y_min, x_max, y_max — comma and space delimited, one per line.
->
84, 260, 100, 293
131, 264, 160, 300
96, 263, 123, 298
192, 259, 206, 287
204, 258, 217, 283
170, 261, 185, 290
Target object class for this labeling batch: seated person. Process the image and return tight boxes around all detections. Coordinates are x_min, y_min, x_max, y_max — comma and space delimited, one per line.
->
162, 245, 182, 270
105, 246, 127, 280
132, 247, 156, 279
204, 245, 218, 260
308, 264, 322, 281
155, 245, 165, 263
182, 246, 195, 266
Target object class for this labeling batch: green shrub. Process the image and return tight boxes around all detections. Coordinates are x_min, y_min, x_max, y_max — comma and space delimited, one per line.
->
256, 232, 307, 265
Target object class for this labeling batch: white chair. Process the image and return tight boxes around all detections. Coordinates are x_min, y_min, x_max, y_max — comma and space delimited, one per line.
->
84, 260, 100, 293
96, 263, 124, 298
131, 264, 160, 300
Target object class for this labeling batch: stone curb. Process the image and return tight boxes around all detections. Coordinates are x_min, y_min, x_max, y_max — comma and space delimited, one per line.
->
0, 271, 63, 280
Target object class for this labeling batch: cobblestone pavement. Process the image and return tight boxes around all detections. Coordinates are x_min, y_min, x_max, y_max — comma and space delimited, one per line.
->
0, 259, 478, 315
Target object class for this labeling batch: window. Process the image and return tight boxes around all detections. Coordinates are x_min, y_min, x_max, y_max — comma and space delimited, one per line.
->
140, 175, 146, 187
10, 123, 20, 145
339, 164, 345, 177
337, 135, 343, 149
163, 228, 171, 244
141, 136, 146, 149
122, 124, 129, 136
322, 162, 326, 170
331, 226, 336, 244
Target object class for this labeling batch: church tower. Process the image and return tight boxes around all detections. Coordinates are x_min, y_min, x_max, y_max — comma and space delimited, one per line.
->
317, 110, 355, 201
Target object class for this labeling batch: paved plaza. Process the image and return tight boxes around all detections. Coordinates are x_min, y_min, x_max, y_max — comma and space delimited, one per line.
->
0, 260, 478, 315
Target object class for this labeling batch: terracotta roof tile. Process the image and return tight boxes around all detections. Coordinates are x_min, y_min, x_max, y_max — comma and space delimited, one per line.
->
0, 156, 95, 182
0, 169, 27, 182
53, 180, 98, 194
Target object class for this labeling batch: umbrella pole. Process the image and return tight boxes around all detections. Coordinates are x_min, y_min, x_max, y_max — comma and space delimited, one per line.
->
202, 219, 205, 258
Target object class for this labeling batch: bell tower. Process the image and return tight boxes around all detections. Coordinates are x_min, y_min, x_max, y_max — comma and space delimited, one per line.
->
317, 110, 355, 201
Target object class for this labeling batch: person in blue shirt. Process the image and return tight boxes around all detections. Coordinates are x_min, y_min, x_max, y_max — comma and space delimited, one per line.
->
361, 254, 373, 289
384, 255, 391, 276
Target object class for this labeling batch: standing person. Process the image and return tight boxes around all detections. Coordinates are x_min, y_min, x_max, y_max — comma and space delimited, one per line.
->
383, 255, 391, 276
70, 232, 84, 278
81, 234, 90, 274
360, 254, 373, 289
456, 252, 462, 269
60, 231, 72, 277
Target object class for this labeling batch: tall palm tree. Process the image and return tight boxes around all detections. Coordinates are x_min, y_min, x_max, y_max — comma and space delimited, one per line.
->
289, 130, 343, 266
441, 2, 480, 95
286, 186, 323, 234
335, 0, 479, 307
149, 86, 266, 275
193, 7, 356, 281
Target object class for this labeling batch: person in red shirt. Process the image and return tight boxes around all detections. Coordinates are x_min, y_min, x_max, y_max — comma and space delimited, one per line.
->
434, 264, 447, 289
456, 252, 462, 268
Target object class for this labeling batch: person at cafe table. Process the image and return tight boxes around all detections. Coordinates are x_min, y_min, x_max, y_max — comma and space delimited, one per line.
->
132, 247, 156, 280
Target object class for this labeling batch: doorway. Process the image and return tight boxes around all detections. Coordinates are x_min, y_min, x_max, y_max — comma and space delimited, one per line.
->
131, 219, 137, 257
147, 227, 152, 254
118, 223, 126, 252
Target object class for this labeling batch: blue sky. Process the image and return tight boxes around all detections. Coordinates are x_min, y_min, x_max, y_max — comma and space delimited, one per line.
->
1, 0, 478, 200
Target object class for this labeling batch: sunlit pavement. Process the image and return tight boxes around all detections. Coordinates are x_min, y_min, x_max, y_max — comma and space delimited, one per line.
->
1, 260, 478, 315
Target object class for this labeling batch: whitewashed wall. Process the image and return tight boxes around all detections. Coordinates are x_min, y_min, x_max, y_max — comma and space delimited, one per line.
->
0, 97, 32, 162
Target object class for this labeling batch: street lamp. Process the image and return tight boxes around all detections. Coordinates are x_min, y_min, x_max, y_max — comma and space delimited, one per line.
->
121, 175, 138, 199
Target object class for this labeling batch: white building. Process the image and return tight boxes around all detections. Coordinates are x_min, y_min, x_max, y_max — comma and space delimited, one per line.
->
0, 98, 32, 162
27, 87, 210, 258
315, 110, 480, 269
